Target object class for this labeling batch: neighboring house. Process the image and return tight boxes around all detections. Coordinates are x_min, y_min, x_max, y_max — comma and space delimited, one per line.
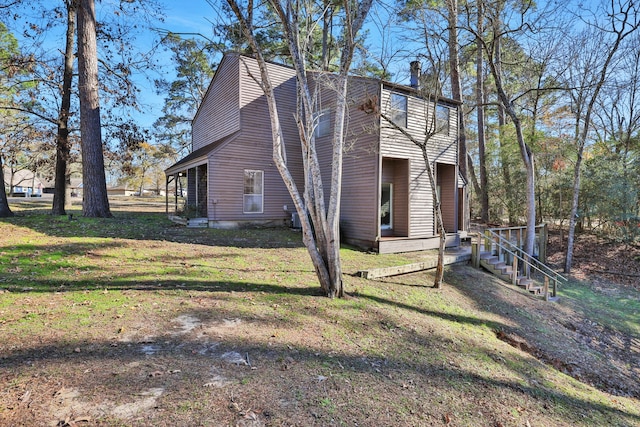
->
107, 186, 137, 197
41, 176, 83, 197
3, 168, 44, 197
165, 52, 468, 253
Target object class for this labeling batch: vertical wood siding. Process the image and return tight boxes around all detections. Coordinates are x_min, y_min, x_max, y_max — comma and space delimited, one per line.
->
437, 163, 457, 232
381, 157, 410, 237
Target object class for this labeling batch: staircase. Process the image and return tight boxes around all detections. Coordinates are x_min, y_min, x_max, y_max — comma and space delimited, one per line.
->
471, 225, 567, 300
479, 252, 542, 294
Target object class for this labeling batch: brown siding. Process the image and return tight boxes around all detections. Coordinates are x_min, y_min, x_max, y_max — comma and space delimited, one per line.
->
437, 163, 457, 232
379, 87, 459, 238
192, 54, 241, 152
341, 79, 381, 245
310, 75, 380, 246
206, 55, 302, 223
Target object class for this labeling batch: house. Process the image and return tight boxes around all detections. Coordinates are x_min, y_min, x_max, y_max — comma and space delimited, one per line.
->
165, 52, 468, 253
3, 168, 44, 197
107, 186, 137, 197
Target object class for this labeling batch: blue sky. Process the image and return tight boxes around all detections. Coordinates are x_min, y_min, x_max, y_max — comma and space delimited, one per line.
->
8, 0, 404, 131
135, 0, 218, 128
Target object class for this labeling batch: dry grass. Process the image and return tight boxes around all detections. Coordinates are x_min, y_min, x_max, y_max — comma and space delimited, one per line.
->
1, 197, 639, 426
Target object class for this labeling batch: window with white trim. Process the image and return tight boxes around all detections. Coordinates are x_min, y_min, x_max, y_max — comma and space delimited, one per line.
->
390, 93, 408, 127
314, 109, 331, 138
243, 170, 263, 213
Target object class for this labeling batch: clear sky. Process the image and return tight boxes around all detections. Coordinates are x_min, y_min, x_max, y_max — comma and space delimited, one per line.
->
135, 0, 219, 128
7, 0, 404, 131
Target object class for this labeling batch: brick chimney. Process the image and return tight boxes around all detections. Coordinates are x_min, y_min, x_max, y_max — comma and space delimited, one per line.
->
410, 61, 421, 88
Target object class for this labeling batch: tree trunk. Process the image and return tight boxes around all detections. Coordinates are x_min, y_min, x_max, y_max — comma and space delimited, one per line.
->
447, 0, 466, 182
226, 0, 373, 297
77, 0, 111, 218
494, 30, 516, 225
564, 149, 582, 273
476, 0, 489, 223
52, 0, 76, 216
0, 156, 14, 218
422, 149, 446, 288
563, 1, 637, 273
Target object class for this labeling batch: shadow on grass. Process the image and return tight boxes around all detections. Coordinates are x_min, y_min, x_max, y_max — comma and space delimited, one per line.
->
1, 210, 306, 249
1, 309, 638, 427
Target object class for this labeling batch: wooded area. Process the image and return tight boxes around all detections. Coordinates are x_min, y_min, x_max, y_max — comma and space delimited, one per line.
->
1, 0, 639, 286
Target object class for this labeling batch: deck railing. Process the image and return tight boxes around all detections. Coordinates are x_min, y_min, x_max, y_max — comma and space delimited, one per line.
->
471, 225, 567, 301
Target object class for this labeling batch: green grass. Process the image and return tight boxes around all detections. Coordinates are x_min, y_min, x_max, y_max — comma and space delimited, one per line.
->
1, 203, 640, 426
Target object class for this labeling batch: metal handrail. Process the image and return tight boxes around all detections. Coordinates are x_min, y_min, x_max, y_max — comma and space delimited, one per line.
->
485, 229, 567, 285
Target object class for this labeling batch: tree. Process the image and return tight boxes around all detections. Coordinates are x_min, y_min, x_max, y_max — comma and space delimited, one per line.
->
363, 82, 451, 288
463, 0, 569, 257
475, 0, 489, 223
4, 0, 164, 216
562, 0, 640, 273
446, 0, 468, 189
226, 0, 373, 298
77, 0, 111, 217
154, 34, 220, 157
0, 21, 25, 217
52, 0, 76, 215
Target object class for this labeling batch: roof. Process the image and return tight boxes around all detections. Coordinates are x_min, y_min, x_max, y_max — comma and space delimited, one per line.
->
165, 131, 239, 175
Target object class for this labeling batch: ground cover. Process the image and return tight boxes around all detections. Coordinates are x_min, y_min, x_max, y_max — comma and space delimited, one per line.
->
0, 198, 639, 426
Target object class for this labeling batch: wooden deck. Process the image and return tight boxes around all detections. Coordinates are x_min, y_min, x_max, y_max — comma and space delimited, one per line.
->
377, 233, 460, 254
357, 246, 471, 279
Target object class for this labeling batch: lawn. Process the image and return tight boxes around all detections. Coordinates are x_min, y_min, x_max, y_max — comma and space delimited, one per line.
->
1, 198, 639, 426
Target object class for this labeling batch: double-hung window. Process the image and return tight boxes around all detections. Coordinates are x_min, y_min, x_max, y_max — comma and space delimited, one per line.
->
314, 109, 331, 138
436, 105, 450, 135
390, 93, 408, 128
243, 170, 263, 213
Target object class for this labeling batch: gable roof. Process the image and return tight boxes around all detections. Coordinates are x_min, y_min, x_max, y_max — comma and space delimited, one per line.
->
165, 131, 239, 175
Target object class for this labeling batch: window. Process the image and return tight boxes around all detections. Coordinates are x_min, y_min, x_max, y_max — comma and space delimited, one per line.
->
436, 105, 450, 135
243, 170, 263, 213
314, 109, 331, 138
390, 93, 407, 127
381, 183, 393, 230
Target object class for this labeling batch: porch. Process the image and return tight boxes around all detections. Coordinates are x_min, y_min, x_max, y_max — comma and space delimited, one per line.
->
377, 233, 461, 254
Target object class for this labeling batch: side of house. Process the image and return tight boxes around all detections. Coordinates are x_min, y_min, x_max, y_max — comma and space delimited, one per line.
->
375, 84, 461, 252
166, 53, 303, 227
165, 52, 466, 253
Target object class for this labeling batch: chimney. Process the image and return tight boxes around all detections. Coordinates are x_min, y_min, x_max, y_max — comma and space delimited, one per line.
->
410, 61, 421, 88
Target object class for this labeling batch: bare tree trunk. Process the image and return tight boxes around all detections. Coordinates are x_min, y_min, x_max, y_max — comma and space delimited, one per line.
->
226, 0, 373, 297
423, 151, 447, 288
467, 151, 481, 195
52, 0, 76, 216
564, 1, 639, 273
494, 28, 516, 225
486, 59, 536, 256
447, 0, 466, 183
321, 0, 331, 71
0, 156, 14, 217
77, 0, 111, 218
476, 0, 489, 223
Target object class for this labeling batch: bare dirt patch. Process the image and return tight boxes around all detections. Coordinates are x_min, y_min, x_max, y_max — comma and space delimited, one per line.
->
487, 229, 640, 397
1, 202, 639, 426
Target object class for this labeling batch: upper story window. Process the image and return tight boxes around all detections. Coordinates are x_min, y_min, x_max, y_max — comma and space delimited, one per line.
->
390, 93, 407, 128
314, 109, 331, 138
243, 170, 263, 214
436, 105, 450, 135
